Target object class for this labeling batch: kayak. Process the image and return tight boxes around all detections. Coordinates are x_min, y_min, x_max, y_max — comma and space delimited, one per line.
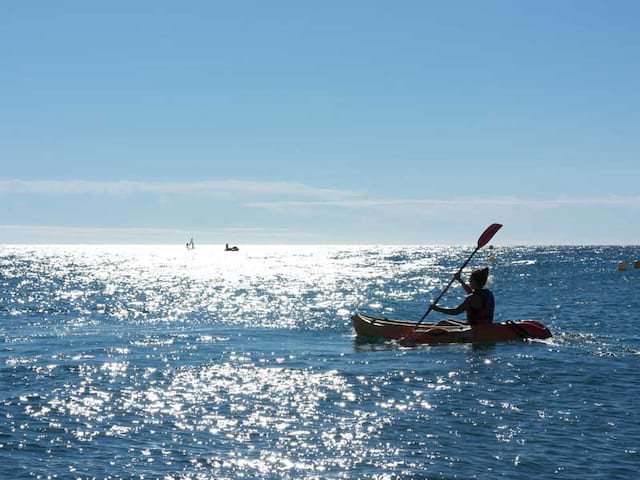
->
352, 312, 552, 345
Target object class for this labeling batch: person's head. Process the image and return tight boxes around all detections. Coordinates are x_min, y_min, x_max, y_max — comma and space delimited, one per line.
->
469, 267, 489, 291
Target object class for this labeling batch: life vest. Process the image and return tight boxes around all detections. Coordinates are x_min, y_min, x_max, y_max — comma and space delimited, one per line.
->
466, 289, 494, 325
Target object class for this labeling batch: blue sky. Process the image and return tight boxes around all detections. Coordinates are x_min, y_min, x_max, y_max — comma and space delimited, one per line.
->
1, 1, 639, 244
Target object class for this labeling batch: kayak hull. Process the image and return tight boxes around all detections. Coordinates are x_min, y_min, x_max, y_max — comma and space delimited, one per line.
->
352, 312, 552, 345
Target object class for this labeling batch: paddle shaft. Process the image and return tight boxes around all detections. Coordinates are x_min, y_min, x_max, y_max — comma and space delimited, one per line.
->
415, 245, 480, 328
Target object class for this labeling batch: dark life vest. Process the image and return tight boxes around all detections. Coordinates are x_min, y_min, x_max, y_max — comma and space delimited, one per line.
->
466, 289, 494, 325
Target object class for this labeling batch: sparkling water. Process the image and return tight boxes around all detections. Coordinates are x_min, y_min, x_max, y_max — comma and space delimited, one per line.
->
1, 245, 639, 479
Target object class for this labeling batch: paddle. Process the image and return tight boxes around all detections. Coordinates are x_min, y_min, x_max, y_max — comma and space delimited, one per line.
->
413, 223, 503, 330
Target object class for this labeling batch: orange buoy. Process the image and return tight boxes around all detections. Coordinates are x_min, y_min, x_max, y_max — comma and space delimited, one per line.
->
618, 261, 629, 272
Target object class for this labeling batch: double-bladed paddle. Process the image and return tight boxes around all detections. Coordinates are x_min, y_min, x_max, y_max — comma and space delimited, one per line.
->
413, 223, 503, 330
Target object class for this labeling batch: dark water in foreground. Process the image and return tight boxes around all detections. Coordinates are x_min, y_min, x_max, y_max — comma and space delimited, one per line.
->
1, 245, 639, 479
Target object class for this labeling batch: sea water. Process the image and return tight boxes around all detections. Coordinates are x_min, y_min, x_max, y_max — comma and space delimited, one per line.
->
1, 245, 639, 479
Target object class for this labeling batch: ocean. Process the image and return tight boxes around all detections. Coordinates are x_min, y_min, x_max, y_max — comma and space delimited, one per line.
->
1, 245, 639, 479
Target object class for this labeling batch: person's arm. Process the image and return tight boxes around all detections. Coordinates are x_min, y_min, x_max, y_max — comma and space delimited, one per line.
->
454, 272, 473, 294
433, 292, 483, 316
431, 301, 466, 316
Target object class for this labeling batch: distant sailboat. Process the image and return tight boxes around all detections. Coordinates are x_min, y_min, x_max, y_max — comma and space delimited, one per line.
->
186, 238, 195, 250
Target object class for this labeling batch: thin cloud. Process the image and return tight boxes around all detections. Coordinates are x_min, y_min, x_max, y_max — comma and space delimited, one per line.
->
0, 224, 315, 244
245, 195, 640, 210
9, 180, 637, 210
0, 179, 360, 200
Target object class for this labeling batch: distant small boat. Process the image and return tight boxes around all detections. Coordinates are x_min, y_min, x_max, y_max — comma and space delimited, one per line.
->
224, 243, 239, 252
186, 238, 195, 250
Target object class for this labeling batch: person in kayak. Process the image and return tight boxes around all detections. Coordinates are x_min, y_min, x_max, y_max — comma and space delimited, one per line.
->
431, 267, 494, 325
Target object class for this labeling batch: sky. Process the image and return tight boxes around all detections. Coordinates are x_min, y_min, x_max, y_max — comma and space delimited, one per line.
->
1, 1, 639, 244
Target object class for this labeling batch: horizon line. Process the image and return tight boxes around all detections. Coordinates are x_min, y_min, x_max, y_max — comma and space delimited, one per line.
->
2, 242, 639, 247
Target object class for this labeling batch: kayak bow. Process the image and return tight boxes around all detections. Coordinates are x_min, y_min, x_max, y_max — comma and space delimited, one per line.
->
352, 312, 551, 345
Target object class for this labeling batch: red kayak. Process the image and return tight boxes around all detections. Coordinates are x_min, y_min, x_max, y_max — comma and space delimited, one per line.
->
352, 312, 552, 345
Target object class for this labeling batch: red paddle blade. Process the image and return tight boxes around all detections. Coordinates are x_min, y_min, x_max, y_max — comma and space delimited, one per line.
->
477, 223, 503, 249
